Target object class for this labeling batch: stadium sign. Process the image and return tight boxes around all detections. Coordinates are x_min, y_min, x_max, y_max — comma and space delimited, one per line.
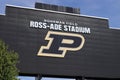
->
0, 3, 120, 79
30, 20, 91, 34
29, 19, 91, 57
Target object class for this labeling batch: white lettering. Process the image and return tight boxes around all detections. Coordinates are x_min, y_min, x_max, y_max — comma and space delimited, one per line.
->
30, 20, 91, 34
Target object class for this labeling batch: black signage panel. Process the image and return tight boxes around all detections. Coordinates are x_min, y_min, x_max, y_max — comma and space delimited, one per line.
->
0, 5, 120, 78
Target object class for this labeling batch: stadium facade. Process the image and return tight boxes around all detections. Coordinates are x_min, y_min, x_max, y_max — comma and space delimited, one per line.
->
0, 2, 120, 80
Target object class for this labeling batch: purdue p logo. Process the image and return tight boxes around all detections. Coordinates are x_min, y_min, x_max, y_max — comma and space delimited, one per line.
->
37, 31, 85, 58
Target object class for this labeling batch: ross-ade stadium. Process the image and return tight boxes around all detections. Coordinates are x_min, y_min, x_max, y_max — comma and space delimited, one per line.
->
0, 2, 120, 80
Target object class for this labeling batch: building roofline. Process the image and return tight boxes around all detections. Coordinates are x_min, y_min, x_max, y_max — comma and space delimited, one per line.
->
6, 4, 108, 20
110, 27, 120, 30
0, 14, 5, 16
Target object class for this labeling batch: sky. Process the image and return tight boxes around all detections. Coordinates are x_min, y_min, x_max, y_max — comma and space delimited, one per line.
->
0, 0, 120, 80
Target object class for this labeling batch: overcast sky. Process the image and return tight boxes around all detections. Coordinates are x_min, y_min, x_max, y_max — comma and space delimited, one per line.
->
0, 0, 120, 80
